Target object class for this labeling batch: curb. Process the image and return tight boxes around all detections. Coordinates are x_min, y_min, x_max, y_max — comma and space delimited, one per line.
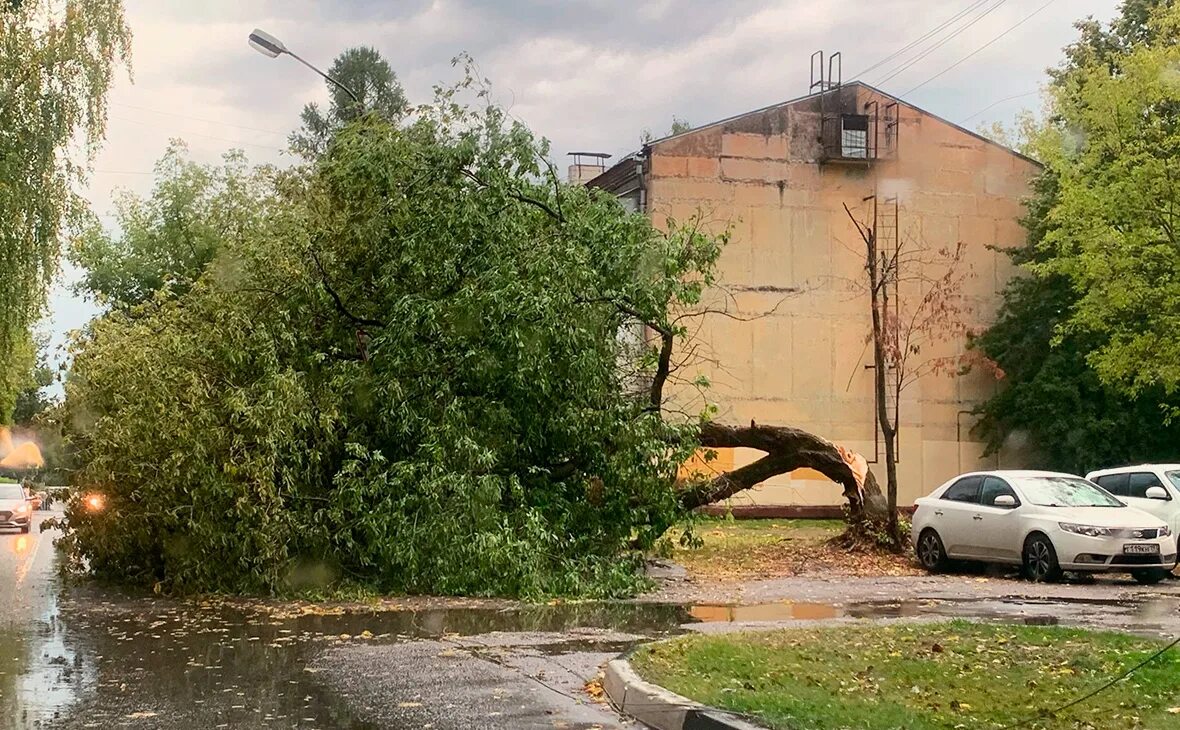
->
603, 657, 768, 730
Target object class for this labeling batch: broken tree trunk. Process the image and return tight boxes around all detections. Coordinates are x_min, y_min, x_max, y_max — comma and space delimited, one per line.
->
679, 422, 886, 526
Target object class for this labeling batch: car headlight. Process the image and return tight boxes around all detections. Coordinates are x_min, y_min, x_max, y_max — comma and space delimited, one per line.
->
1059, 522, 1115, 537
1160, 525, 1172, 538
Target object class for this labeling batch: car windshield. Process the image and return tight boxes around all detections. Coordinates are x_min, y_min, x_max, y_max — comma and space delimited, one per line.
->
1166, 471, 1180, 491
1014, 476, 1124, 507
0, 484, 25, 500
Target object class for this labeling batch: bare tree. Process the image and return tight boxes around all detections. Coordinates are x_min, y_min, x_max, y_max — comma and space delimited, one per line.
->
843, 199, 980, 545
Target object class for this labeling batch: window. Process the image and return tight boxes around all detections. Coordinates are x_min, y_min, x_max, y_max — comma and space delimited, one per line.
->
1014, 476, 1124, 508
1128, 471, 1168, 499
841, 114, 869, 158
980, 477, 1019, 508
1094, 473, 1129, 497
942, 476, 982, 504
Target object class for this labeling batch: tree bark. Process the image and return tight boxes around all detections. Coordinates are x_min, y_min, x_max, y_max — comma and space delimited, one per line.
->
680, 422, 865, 517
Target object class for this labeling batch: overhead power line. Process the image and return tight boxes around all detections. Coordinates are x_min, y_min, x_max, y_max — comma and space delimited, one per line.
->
902, 0, 1061, 95
112, 102, 289, 138
851, 0, 992, 79
875, 0, 1010, 87
961, 89, 1040, 122
109, 115, 287, 153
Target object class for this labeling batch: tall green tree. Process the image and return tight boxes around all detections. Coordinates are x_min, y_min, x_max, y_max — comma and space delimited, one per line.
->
973, 0, 1180, 471
1038, 2, 1180, 397
289, 46, 408, 159
0, 0, 130, 411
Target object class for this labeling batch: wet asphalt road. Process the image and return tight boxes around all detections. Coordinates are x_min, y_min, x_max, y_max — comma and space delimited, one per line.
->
4, 515, 1180, 729
0, 514, 653, 729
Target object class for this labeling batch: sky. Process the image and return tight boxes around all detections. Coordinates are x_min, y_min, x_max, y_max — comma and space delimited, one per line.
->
45, 0, 1124, 376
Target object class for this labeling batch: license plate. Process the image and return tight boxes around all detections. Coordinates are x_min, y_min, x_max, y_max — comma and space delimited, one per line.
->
1124, 544, 1160, 554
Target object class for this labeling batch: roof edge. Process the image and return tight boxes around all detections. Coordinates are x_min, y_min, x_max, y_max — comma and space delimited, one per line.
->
642, 81, 1040, 168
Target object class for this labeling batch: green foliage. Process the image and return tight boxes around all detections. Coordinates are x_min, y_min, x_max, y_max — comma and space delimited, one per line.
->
10, 332, 53, 425
60, 68, 720, 598
70, 143, 274, 310
0, 0, 129, 412
290, 46, 409, 159
632, 622, 1180, 729
973, 0, 1180, 470
641, 116, 692, 144
1035, 2, 1180, 395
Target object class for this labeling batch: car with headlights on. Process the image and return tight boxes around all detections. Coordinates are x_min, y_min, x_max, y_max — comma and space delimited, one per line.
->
912, 470, 1176, 584
0, 482, 34, 534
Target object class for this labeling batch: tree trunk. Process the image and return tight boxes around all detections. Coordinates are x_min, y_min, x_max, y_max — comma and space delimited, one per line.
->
867, 214, 902, 548
680, 422, 865, 517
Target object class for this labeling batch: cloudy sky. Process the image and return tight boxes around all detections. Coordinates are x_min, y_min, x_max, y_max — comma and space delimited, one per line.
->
47, 0, 1122, 365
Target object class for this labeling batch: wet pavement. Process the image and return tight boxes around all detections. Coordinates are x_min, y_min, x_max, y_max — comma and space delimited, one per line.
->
2, 514, 1180, 728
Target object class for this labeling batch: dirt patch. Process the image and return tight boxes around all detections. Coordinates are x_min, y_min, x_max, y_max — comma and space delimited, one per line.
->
668, 519, 921, 582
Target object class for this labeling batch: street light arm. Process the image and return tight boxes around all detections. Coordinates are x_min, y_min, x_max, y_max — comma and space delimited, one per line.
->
285, 49, 361, 106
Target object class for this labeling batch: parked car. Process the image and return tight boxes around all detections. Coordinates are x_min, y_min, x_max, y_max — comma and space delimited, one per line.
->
22, 485, 42, 511
0, 482, 34, 533
1086, 465, 1180, 545
913, 470, 1176, 584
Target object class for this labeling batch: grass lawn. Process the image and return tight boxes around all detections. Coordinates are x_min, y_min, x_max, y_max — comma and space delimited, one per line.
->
631, 621, 1180, 729
665, 518, 919, 580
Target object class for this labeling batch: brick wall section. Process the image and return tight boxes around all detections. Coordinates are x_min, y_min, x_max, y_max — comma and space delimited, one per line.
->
645, 85, 1039, 507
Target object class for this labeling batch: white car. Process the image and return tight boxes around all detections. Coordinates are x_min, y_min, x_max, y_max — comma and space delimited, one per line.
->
0, 482, 34, 534
1086, 465, 1180, 543
912, 470, 1176, 584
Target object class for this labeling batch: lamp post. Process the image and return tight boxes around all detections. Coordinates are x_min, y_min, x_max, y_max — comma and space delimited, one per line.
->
248, 28, 360, 106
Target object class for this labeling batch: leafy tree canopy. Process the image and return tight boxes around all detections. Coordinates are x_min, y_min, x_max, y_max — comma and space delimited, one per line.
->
0, 0, 129, 412
70, 142, 275, 310
60, 65, 720, 598
1037, 2, 1180, 395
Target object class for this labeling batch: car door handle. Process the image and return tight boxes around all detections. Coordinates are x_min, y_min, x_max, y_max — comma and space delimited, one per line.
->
973, 515, 983, 520
934, 510, 944, 516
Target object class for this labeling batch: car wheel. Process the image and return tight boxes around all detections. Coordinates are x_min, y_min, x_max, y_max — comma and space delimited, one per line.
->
1022, 534, 1062, 582
1132, 569, 1169, 585
20, 525, 30, 534
916, 529, 949, 573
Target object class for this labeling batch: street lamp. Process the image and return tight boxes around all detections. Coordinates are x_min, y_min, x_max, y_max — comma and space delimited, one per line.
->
248, 28, 360, 106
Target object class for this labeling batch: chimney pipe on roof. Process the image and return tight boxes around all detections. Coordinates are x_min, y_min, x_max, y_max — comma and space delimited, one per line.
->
567, 151, 612, 186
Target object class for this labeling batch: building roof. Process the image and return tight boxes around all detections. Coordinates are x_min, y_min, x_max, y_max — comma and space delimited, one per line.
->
587, 80, 1040, 187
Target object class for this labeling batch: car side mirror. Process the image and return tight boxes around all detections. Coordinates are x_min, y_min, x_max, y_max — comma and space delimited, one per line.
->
1145, 486, 1169, 500
993, 494, 1017, 508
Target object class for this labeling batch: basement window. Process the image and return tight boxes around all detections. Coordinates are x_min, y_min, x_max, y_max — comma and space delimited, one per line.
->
841, 114, 869, 159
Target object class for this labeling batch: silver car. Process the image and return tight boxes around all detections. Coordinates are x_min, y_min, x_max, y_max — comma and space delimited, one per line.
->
0, 482, 34, 533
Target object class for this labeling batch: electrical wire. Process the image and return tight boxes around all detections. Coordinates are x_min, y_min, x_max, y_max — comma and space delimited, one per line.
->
111, 102, 289, 137
851, 0, 993, 80
874, 0, 1010, 86
961, 89, 1040, 122
902, 0, 1061, 96
109, 115, 287, 153
999, 633, 1180, 729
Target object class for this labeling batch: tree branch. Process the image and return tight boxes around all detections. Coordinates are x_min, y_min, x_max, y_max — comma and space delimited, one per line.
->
307, 248, 386, 328
680, 422, 864, 514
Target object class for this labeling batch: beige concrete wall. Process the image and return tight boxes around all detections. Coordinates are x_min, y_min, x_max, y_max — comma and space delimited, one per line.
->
647, 87, 1037, 507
